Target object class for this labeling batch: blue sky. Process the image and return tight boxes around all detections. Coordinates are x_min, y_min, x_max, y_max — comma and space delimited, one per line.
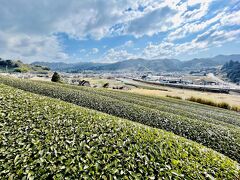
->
0, 0, 239, 63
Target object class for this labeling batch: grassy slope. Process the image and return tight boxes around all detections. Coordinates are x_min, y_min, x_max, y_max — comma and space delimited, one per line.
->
0, 76, 240, 163
0, 84, 239, 179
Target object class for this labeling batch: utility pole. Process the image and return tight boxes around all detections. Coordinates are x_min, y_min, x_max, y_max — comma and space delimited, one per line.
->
6, 65, 8, 73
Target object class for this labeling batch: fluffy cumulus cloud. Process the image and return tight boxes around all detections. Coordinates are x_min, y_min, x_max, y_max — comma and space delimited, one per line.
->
0, 0, 239, 62
0, 31, 68, 62
102, 49, 137, 63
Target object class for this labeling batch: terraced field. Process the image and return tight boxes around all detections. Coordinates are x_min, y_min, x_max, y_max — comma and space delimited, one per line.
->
0, 84, 240, 179
0, 76, 240, 163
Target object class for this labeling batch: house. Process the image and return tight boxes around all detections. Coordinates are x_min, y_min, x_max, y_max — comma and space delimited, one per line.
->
78, 80, 91, 87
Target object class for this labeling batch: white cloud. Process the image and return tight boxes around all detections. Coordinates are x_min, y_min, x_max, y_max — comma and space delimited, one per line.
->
143, 42, 175, 59
0, 0, 163, 62
220, 10, 240, 26
102, 48, 137, 63
0, 31, 68, 63
167, 11, 225, 41
0, 0, 190, 39
124, 40, 134, 47
143, 26, 240, 59
183, 0, 213, 21
0, 0, 239, 62
142, 40, 209, 59
125, 6, 177, 37
0, 0, 142, 61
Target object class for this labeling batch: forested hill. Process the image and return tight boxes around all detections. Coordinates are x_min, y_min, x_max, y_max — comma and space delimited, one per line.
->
0, 58, 50, 73
221, 60, 240, 83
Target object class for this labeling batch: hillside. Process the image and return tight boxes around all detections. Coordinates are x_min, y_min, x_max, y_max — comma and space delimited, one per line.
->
221, 60, 240, 83
1, 75, 240, 163
0, 83, 239, 179
32, 54, 240, 72
0, 58, 50, 73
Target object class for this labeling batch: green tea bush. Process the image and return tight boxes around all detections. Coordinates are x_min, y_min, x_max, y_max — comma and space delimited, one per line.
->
38, 80, 240, 127
0, 76, 240, 162
0, 84, 239, 179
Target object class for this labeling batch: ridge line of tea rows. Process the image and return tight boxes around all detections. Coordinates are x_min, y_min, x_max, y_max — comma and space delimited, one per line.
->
36, 80, 240, 128
0, 76, 240, 162
1, 84, 239, 179
39, 83, 240, 129
3, 77, 240, 129
43, 80, 240, 115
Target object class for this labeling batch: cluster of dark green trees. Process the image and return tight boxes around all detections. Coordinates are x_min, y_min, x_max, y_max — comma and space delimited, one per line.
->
0, 59, 21, 68
221, 60, 240, 83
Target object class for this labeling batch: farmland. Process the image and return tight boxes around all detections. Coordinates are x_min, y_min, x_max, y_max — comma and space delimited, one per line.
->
0, 76, 240, 164
0, 84, 240, 179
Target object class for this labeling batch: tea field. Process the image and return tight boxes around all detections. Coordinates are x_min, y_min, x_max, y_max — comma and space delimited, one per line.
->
0, 76, 239, 163
0, 84, 240, 179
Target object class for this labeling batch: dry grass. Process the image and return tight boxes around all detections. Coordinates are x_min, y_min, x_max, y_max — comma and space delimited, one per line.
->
166, 95, 182, 99
186, 96, 239, 111
129, 87, 240, 110
84, 78, 125, 87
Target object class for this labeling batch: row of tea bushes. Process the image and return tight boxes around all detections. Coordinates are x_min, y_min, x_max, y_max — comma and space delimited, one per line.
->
0, 84, 239, 179
0, 76, 240, 162
36, 80, 240, 127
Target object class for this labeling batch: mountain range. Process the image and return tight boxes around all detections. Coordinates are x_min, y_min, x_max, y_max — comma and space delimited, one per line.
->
32, 54, 240, 72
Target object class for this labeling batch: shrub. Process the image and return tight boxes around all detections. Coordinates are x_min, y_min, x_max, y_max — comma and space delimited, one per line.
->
103, 82, 109, 88
51, 72, 61, 82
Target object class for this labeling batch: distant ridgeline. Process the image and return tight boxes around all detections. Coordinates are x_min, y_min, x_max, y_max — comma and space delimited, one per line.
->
32, 54, 240, 72
0, 58, 50, 73
221, 60, 240, 83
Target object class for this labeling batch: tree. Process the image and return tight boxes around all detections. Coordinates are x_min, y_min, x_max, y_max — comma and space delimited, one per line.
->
51, 72, 61, 82
221, 61, 240, 83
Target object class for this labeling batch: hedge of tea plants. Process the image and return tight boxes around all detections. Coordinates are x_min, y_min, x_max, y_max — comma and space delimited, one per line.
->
0, 84, 239, 179
36, 80, 240, 128
0, 76, 240, 163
